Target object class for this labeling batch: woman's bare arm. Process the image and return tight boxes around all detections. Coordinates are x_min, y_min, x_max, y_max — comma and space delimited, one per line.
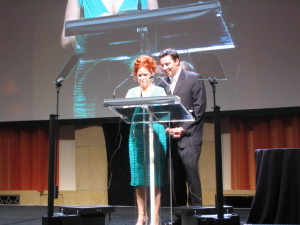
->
61, 0, 80, 49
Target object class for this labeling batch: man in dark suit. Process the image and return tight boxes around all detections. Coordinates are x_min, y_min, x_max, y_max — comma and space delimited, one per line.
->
158, 48, 207, 225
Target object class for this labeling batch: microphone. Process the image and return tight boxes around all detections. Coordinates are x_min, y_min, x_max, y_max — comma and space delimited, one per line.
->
113, 74, 133, 98
157, 76, 171, 94
157, 76, 170, 88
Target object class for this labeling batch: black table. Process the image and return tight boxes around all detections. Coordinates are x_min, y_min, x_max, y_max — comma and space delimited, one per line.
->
247, 148, 300, 224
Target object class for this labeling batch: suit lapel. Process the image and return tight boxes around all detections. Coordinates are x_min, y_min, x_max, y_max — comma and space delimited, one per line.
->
173, 70, 185, 95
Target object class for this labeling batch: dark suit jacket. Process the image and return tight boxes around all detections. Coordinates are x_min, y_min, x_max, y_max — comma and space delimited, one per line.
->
158, 69, 207, 148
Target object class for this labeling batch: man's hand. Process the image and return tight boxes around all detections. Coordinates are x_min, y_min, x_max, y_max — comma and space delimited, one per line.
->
165, 127, 185, 139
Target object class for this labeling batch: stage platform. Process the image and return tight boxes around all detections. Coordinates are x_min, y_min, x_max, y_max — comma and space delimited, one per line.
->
0, 205, 250, 225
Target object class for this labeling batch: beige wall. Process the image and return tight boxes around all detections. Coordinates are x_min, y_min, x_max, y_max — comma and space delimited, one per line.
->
59, 125, 109, 205
0, 119, 254, 206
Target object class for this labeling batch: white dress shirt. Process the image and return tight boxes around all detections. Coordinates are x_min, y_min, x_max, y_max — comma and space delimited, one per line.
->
170, 68, 181, 94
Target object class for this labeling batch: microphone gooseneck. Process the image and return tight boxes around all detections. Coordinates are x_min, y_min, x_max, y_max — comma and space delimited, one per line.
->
157, 76, 170, 87
113, 74, 133, 98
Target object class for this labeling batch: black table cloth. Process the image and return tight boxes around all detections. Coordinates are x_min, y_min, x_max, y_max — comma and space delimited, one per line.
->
247, 148, 300, 224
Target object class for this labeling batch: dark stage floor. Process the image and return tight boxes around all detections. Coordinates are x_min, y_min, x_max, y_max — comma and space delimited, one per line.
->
0, 205, 250, 225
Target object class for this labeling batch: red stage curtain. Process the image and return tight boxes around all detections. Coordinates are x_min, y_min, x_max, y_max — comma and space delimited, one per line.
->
0, 125, 53, 191
230, 114, 300, 190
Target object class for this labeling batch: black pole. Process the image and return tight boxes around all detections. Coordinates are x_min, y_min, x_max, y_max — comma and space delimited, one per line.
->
209, 77, 224, 219
54, 86, 60, 199
213, 105, 224, 219
47, 113, 58, 217
56, 86, 60, 115
47, 84, 61, 217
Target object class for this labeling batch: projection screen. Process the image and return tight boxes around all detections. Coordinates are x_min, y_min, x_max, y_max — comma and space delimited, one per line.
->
0, 0, 299, 122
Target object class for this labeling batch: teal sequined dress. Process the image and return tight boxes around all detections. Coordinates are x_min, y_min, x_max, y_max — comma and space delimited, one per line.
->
126, 86, 167, 186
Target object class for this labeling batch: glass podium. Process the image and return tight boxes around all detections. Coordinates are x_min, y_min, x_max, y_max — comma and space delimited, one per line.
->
103, 95, 194, 123
104, 95, 194, 224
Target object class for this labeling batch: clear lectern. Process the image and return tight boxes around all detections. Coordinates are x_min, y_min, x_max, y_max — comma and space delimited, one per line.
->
104, 95, 194, 224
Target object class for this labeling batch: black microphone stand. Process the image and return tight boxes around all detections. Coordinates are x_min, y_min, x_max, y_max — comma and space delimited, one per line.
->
47, 80, 61, 218
208, 77, 240, 224
43, 81, 61, 225
209, 77, 224, 219
43, 55, 79, 225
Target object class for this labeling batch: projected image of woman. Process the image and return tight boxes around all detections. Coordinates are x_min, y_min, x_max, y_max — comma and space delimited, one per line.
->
61, 0, 158, 118
126, 55, 167, 225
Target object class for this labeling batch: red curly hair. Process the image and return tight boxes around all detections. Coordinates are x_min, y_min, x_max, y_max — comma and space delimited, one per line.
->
132, 55, 157, 78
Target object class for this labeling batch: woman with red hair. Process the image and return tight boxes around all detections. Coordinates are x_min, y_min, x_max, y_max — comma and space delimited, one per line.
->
126, 55, 167, 225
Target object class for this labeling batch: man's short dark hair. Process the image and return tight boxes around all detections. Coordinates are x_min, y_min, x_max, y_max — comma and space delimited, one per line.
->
158, 48, 179, 61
